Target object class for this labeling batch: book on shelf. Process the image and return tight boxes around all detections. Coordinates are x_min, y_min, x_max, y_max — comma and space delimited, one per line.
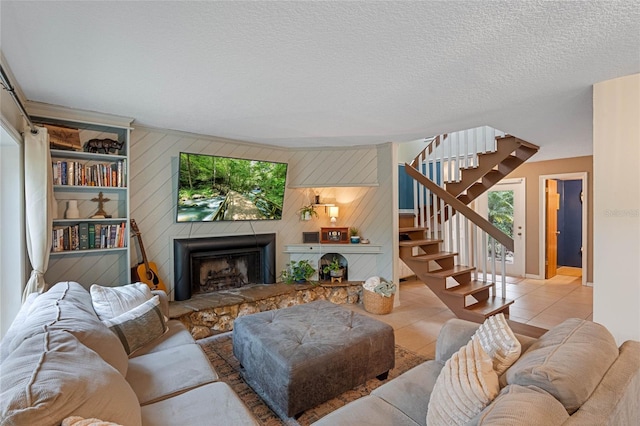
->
50, 221, 126, 252
88, 224, 95, 249
79, 222, 89, 250
51, 159, 127, 187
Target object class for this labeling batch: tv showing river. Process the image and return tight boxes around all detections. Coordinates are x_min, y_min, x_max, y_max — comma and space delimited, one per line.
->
176, 152, 287, 222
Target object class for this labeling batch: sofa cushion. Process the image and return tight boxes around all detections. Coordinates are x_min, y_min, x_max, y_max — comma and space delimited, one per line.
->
311, 395, 421, 426
140, 382, 259, 425
427, 338, 499, 425
506, 318, 619, 414
126, 343, 218, 405
469, 385, 569, 425
372, 360, 443, 425
90, 282, 152, 321
0, 331, 141, 426
5, 281, 129, 376
103, 295, 167, 355
472, 313, 521, 376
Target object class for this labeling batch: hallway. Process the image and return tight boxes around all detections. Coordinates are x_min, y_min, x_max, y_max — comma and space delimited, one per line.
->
345, 274, 592, 358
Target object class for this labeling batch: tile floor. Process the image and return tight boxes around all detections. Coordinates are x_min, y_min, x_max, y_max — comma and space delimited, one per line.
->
344, 272, 592, 359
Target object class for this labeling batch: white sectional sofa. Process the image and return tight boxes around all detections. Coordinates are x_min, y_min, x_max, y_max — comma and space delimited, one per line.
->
313, 317, 640, 426
0, 281, 258, 426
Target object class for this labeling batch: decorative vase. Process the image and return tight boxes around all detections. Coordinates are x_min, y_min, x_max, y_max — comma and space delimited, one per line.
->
65, 200, 80, 219
329, 269, 344, 278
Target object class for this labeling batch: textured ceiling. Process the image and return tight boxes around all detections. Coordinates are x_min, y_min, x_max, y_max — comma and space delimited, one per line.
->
1, 1, 639, 160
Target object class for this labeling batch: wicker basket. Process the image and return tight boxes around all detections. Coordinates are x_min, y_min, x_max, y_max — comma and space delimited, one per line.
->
362, 289, 395, 315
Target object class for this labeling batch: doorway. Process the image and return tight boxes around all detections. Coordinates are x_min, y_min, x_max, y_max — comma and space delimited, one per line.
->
477, 178, 526, 277
540, 173, 588, 285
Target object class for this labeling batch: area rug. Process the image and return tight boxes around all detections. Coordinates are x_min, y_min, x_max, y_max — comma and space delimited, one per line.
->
198, 332, 429, 425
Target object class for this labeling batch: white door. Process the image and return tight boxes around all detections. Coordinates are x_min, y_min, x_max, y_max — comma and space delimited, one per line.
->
477, 178, 526, 277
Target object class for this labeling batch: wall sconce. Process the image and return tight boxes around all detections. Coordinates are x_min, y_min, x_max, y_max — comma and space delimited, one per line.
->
328, 206, 339, 225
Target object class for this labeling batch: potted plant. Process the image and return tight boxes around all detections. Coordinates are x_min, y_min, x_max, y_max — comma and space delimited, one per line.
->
349, 227, 360, 244
322, 256, 344, 279
298, 205, 318, 221
362, 276, 396, 314
280, 260, 316, 283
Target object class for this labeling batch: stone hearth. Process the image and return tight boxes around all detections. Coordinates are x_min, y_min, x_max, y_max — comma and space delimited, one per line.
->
169, 281, 363, 339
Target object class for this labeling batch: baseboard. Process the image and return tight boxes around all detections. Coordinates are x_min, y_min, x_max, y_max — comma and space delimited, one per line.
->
586, 282, 594, 287
525, 273, 543, 280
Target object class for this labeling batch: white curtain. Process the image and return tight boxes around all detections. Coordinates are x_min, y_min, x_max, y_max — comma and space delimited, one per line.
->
22, 126, 55, 301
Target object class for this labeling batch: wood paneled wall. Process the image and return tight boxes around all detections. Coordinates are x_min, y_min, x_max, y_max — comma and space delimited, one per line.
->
129, 127, 395, 299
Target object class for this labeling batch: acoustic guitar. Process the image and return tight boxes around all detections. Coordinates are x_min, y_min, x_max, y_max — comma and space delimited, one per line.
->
130, 219, 167, 292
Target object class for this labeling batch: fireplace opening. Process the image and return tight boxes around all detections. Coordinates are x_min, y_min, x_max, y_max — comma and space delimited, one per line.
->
174, 233, 276, 301
192, 248, 261, 294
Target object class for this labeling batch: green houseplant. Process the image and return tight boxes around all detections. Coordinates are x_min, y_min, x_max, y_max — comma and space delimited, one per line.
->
298, 205, 318, 221
280, 260, 316, 283
349, 227, 360, 244
322, 257, 344, 278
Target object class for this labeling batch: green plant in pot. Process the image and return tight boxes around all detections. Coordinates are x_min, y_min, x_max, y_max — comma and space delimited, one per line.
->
298, 205, 318, 221
322, 257, 344, 278
280, 260, 316, 283
349, 227, 360, 244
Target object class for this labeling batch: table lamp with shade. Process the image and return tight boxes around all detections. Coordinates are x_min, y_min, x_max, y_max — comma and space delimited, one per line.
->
329, 206, 339, 225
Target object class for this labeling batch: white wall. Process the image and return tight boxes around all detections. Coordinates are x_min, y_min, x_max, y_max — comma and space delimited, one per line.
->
593, 73, 640, 344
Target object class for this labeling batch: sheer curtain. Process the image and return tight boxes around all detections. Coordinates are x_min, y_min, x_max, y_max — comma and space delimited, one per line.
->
22, 126, 55, 301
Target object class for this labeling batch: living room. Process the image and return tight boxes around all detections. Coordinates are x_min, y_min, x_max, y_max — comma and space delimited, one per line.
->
1, 2, 639, 425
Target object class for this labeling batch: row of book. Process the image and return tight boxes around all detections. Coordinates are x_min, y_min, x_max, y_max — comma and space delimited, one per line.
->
51, 222, 127, 252
52, 160, 127, 187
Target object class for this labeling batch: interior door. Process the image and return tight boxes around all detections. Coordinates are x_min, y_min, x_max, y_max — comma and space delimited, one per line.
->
545, 179, 559, 278
477, 179, 525, 277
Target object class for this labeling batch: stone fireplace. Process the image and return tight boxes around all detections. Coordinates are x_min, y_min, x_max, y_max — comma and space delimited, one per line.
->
173, 233, 276, 301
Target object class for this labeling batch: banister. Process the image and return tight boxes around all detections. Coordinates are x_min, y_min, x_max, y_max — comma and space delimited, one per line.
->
404, 163, 514, 252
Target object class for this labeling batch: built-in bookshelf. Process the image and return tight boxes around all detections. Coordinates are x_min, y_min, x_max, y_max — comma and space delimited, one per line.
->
30, 103, 133, 288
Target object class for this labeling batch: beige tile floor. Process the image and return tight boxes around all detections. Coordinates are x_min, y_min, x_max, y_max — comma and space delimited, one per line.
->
344, 272, 592, 359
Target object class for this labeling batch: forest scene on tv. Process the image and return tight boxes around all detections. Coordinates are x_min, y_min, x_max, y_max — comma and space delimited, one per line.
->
177, 152, 288, 222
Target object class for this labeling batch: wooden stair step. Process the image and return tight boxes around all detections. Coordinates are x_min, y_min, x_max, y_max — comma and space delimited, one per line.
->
498, 156, 524, 175
399, 238, 442, 247
399, 227, 428, 233
466, 297, 514, 317
424, 265, 475, 278
446, 280, 494, 297
412, 251, 457, 262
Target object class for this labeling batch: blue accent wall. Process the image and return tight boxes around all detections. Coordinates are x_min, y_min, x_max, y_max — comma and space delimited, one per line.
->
398, 163, 441, 210
557, 179, 583, 267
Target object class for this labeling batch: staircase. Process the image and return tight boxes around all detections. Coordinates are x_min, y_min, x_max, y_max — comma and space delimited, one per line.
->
400, 127, 546, 336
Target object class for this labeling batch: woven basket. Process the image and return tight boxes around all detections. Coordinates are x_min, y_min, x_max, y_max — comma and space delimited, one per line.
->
362, 289, 395, 315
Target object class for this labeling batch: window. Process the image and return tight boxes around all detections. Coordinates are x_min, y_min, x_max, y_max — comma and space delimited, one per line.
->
1, 125, 25, 337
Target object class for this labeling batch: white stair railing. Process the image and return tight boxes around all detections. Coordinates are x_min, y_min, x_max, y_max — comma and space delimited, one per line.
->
409, 126, 509, 301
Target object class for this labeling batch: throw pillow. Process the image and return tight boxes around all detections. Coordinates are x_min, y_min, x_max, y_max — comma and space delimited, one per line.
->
90, 283, 152, 321
472, 313, 522, 376
103, 295, 167, 355
469, 385, 569, 425
62, 416, 123, 426
0, 331, 141, 426
427, 338, 500, 425
506, 318, 619, 414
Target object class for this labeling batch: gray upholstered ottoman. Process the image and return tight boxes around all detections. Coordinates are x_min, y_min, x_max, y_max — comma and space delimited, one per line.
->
232, 300, 395, 418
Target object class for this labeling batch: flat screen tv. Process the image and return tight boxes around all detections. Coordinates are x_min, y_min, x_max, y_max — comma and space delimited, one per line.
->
176, 152, 288, 222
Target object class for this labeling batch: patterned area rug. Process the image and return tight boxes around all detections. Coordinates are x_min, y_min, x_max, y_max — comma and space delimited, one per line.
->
198, 332, 429, 425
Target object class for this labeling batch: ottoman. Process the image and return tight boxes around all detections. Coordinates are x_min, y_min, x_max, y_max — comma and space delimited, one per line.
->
232, 300, 395, 418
